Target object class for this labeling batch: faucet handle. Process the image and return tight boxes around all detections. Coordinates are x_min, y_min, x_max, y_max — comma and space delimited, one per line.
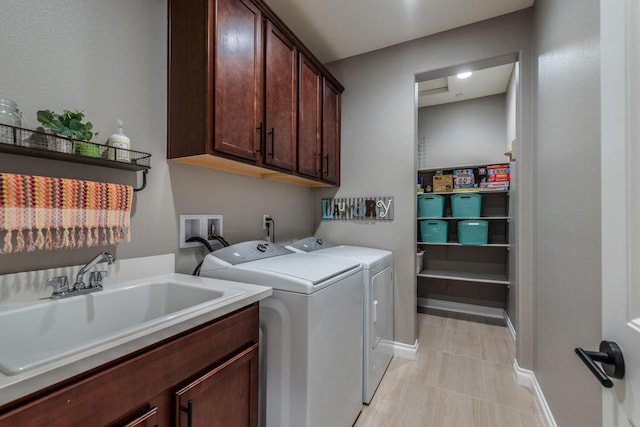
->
89, 270, 108, 288
48, 276, 69, 298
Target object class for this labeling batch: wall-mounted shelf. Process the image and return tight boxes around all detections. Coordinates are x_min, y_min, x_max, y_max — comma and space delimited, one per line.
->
0, 124, 151, 190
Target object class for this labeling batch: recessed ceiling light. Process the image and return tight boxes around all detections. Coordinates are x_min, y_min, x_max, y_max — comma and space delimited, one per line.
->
457, 71, 472, 79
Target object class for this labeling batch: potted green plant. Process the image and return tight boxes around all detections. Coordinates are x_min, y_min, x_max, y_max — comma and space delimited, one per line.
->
36, 109, 99, 156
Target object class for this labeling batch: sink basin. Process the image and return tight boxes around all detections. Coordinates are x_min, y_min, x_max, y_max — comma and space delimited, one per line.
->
0, 278, 245, 375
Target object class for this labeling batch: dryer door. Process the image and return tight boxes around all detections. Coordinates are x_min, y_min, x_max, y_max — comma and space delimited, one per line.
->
371, 265, 394, 349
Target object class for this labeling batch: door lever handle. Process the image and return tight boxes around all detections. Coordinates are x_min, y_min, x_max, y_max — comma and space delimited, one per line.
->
575, 340, 625, 388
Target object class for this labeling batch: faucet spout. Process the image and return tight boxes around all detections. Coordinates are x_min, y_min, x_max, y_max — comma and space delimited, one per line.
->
75, 252, 115, 289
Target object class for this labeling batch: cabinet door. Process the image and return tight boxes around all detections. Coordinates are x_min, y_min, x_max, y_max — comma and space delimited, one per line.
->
175, 344, 258, 427
297, 53, 322, 178
214, 0, 263, 161
321, 78, 341, 184
264, 20, 297, 171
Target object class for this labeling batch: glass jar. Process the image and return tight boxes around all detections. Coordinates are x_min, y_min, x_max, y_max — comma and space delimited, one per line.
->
0, 98, 22, 127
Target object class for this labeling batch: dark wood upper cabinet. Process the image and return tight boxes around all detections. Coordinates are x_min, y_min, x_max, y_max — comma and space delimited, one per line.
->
297, 53, 322, 178
168, 0, 343, 187
264, 21, 297, 171
322, 78, 341, 185
168, 0, 263, 162
213, 0, 264, 161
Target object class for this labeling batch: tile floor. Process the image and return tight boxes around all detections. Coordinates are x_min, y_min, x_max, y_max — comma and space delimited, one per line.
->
355, 310, 544, 427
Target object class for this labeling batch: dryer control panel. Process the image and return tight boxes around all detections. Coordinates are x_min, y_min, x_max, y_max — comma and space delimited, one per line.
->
206, 240, 292, 265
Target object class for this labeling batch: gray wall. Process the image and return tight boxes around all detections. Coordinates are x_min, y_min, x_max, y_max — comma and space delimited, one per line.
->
417, 94, 508, 170
533, 0, 602, 424
0, 0, 313, 276
313, 10, 534, 349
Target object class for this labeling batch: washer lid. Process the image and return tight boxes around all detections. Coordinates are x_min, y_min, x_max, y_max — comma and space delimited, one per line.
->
237, 253, 359, 285
312, 246, 393, 268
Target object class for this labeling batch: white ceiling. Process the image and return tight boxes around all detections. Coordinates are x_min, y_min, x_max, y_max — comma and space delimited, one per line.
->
263, 0, 534, 63
417, 62, 515, 107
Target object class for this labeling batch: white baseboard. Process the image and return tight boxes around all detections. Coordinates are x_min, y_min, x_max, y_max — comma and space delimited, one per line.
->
393, 339, 418, 360
417, 297, 505, 319
504, 312, 516, 342
513, 359, 557, 427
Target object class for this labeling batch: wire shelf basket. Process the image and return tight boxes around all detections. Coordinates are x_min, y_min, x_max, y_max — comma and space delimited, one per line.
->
0, 123, 151, 171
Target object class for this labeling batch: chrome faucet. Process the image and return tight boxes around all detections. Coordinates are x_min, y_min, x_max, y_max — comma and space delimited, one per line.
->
74, 252, 115, 290
48, 252, 116, 299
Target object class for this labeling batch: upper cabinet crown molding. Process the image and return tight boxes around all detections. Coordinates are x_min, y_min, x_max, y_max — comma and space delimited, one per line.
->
168, 0, 343, 187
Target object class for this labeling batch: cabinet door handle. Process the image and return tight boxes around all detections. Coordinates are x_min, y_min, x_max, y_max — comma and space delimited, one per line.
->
180, 399, 193, 427
256, 122, 263, 154
324, 154, 329, 175
268, 128, 275, 158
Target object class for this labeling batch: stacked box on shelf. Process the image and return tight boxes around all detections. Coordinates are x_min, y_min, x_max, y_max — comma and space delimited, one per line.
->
453, 168, 478, 192
420, 220, 448, 243
417, 194, 445, 217
432, 173, 453, 193
451, 193, 482, 217
480, 164, 510, 190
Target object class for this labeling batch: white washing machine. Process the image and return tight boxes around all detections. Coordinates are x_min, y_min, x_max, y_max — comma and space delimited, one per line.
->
286, 237, 394, 404
199, 241, 363, 427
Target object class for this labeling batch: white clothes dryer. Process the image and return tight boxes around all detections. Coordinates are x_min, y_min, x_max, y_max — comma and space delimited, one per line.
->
286, 237, 394, 404
199, 241, 363, 427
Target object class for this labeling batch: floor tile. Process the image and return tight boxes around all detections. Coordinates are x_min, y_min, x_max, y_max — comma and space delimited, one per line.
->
436, 352, 486, 398
485, 401, 546, 427
482, 361, 539, 414
480, 334, 516, 366
443, 328, 483, 359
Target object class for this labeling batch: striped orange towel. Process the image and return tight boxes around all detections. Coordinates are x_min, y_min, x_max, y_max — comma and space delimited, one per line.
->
0, 173, 133, 253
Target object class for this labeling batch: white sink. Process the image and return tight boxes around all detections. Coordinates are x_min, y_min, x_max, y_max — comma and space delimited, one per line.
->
0, 278, 245, 375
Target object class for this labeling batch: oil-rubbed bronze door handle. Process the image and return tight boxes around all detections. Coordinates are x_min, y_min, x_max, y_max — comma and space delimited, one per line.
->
267, 127, 275, 158
180, 399, 193, 427
256, 122, 263, 154
575, 341, 625, 388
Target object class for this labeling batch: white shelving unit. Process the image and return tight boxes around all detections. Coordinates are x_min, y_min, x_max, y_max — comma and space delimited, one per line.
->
417, 166, 511, 316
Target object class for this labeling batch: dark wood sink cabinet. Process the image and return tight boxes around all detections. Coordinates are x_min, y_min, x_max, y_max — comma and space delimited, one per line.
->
0, 304, 259, 427
168, 0, 343, 187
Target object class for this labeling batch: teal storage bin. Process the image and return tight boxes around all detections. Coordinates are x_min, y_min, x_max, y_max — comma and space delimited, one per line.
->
451, 193, 482, 217
457, 220, 488, 245
418, 194, 445, 217
420, 220, 448, 243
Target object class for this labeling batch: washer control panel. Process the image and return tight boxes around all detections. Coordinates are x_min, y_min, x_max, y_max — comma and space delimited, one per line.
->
209, 240, 292, 265
287, 236, 337, 252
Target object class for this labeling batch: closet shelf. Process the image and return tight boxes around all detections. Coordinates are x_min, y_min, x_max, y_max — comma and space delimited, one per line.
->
417, 269, 510, 285
417, 189, 509, 195
416, 242, 509, 248
417, 216, 510, 221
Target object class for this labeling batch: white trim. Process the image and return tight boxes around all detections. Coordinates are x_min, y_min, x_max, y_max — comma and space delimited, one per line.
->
417, 297, 505, 319
513, 359, 557, 427
504, 312, 517, 342
393, 339, 419, 360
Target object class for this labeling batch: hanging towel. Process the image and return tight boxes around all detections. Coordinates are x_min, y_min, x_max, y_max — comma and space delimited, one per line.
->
0, 173, 133, 254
